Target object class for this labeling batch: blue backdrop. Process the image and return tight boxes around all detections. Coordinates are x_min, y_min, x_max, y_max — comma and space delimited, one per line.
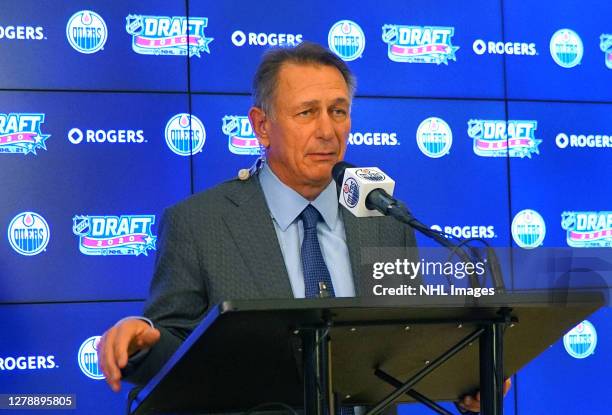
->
1, 0, 610, 413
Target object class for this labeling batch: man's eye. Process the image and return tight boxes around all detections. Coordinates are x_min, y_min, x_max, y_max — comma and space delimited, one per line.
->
298, 109, 313, 117
332, 108, 348, 117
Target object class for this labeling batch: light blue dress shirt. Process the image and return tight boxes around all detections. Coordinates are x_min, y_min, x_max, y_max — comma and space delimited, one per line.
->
258, 164, 356, 298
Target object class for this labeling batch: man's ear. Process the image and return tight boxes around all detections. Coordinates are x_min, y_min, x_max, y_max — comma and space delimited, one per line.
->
248, 106, 270, 148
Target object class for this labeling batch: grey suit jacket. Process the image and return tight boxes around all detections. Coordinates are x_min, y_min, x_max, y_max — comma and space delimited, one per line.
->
124, 173, 417, 385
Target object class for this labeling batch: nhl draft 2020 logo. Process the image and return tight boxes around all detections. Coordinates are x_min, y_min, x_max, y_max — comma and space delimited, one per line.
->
382, 25, 459, 64
0, 113, 50, 155
468, 120, 541, 158
125, 15, 213, 57
222, 115, 259, 155
72, 215, 156, 256
562, 211, 612, 248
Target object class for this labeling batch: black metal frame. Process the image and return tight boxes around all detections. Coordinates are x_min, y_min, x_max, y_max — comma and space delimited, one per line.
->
303, 325, 335, 415
301, 308, 514, 415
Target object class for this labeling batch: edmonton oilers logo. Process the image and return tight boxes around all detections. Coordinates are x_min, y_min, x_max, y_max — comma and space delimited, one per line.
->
416, 117, 452, 158
563, 320, 597, 359
66, 10, 107, 54
549, 29, 583, 68
511, 209, 546, 249
7, 212, 50, 256
165, 113, 206, 156
355, 168, 385, 182
78, 336, 104, 380
342, 177, 359, 208
328, 20, 365, 61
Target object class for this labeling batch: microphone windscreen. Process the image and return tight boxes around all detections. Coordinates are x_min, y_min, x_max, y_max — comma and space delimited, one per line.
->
332, 161, 356, 185
337, 165, 395, 218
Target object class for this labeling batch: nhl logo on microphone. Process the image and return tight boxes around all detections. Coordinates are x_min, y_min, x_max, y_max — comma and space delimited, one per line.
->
355, 168, 386, 181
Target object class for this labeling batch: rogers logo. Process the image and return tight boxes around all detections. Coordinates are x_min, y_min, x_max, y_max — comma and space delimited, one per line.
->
472, 39, 536, 56
0, 355, 57, 370
431, 224, 496, 239
348, 132, 398, 146
555, 132, 611, 149
231, 30, 302, 47
0, 25, 45, 40
68, 128, 146, 144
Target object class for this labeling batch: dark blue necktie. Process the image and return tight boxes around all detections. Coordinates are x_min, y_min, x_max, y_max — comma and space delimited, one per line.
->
300, 204, 336, 298
300, 205, 354, 415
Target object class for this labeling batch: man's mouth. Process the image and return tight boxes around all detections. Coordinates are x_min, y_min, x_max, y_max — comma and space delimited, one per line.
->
307, 151, 337, 159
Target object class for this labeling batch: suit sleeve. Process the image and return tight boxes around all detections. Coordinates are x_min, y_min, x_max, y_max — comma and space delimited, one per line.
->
122, 205, 210, 385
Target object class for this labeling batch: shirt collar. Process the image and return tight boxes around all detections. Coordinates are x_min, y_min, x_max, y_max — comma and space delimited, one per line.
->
258, 163, 339, 232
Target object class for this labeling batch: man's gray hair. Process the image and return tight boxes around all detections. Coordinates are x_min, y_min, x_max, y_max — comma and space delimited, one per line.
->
252, 41, 356, 116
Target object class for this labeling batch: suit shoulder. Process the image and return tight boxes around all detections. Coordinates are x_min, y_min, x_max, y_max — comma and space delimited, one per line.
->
166, 177, 255, 216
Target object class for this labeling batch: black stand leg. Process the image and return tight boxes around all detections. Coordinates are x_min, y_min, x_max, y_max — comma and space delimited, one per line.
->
479, 322, 504, 415
374, 370, 455, 415
366, 328, 484, 415
303, 328, 334, 415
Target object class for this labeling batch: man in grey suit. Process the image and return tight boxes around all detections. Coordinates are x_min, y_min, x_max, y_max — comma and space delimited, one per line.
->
97, 41, 494, 413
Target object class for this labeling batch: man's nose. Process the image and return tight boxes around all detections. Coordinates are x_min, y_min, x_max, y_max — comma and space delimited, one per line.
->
315, 111, 335, 141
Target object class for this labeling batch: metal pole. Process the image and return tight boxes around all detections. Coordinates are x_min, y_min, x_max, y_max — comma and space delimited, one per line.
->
303, 328, 332, 415
366, 328, 484, 415
479, 323, 504, 415
374, 369, 455, 415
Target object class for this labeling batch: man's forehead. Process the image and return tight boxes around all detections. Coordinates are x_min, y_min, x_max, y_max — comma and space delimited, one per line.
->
276, 62, 349, 97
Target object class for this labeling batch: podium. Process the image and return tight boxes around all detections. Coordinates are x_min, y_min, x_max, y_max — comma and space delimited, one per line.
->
128, 292, 604, 415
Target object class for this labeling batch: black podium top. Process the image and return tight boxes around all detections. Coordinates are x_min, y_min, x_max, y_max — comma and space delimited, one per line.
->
130, 291, 604, 414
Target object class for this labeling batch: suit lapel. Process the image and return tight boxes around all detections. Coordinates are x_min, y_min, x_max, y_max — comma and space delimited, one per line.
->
221, 176, 294, 299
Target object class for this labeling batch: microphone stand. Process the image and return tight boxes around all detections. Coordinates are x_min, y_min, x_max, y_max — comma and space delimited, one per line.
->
371, 198, 505, 292
331, 161, 505, 292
